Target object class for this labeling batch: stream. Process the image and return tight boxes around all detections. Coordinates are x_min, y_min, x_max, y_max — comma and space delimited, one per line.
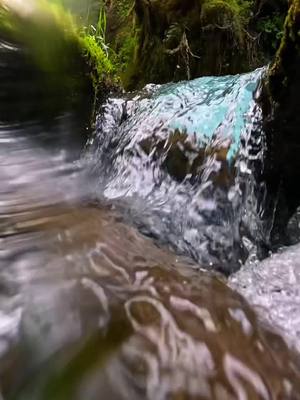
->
85, 69, 265, 273
1, 37, 300, 399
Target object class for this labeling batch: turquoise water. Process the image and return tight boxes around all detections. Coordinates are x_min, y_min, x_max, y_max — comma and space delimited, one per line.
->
128, 68, 263, 160
87, 68, 265, 272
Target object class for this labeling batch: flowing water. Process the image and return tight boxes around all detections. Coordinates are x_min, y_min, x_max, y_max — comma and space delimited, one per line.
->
85, 69, 265, 274
1, 36, 300, 399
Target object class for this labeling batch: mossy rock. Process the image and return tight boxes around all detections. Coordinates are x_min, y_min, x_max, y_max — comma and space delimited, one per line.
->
120, 0, 258, 89
0, 0, 117, 120
138, 128, 234, 187
259, 0, 300, 245
110, 0, 288, 89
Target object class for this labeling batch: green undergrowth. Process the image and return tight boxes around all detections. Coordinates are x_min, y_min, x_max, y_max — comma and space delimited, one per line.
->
103, 0, 137, 82
257, 13, 285, 52
79, 33, 115, 89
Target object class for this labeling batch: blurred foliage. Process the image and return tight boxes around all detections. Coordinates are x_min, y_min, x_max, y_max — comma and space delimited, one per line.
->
0, 0, 116, 91
257, 12, 285, 52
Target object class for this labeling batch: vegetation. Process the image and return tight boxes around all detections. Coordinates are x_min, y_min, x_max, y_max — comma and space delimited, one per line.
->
257, 13, 285, 52
91, 0, 286, 89
0, 0, 116, 94
103, 0, 137, 81
57, 0, 137, 80
1, 0, 286, 91
0, 0, 289, 91
78, 5, 116, 91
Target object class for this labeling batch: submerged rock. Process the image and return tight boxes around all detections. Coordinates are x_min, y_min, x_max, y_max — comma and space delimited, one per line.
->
86, 69, 263, 273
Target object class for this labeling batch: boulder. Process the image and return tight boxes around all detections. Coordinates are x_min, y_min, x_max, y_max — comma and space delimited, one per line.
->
259, 0, 300, 245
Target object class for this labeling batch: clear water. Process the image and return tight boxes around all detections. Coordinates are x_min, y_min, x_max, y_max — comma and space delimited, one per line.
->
126, 70, 262, 159
86, 68, 265, 273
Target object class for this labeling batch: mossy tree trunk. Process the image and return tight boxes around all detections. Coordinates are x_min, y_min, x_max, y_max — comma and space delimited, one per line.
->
121, 0, 262, 89
259, 0, 300, 245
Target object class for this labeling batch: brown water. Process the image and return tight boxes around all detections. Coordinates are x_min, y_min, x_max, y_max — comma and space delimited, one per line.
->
2, 205, 300, 399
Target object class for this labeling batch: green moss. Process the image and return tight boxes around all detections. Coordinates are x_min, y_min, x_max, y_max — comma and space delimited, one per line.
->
113, 0, 134, 20
0, 0, 116, 93
119, 0, 258, 88
79, 33, 115, 89
267, 0, 300, 101
116, 30, 138, 73
200, 0, 252, 46
103, 0, 136, 84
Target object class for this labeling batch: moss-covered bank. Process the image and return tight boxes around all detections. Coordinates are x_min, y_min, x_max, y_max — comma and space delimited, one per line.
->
120, 0, 254, 88
0, 0, 117, 121
105, 0, 138, 80
104, 0, 287, 89
259, 0, 300, 245
50, 0, 287, 90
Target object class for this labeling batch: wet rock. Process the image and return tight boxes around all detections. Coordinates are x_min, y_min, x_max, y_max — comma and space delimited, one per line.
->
229, 243, 300, 353
86, 70, 262, 273
136, 128, 234, 186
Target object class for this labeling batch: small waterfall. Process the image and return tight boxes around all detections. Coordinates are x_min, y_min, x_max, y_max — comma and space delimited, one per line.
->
85, 68, 266, 273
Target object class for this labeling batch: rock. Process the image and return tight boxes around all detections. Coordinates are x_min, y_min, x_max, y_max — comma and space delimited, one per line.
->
259, 0, 300, 245
229, 243, 300, 353
137, 128, 234, 187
